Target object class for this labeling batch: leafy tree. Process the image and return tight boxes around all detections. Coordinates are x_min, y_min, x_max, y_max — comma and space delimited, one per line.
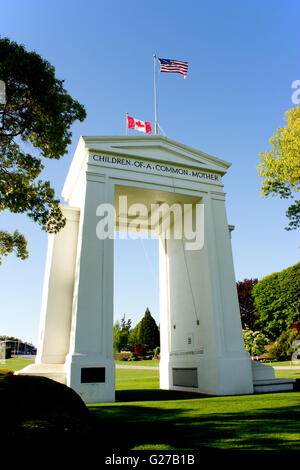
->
267, 329, 300, 362
138, 307, 160, 351
257, 105, 300, 230
113, 321, 121, 353
252, 262, 300, 340
242, 329, 269, 358
236, 278, 258, 329
120, 314, 132, 333
127, 323, 141, 348
113, 316, 132, 352
0, 38, 86, 264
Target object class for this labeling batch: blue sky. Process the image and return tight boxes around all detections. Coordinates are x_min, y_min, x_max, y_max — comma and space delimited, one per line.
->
0, 0, 299, 344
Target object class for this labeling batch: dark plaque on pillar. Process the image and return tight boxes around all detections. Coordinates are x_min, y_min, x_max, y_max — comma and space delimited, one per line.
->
81, 367, 106, 383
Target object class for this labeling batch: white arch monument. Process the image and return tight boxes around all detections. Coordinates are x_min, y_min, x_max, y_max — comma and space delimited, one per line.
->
16, 135, 294, 402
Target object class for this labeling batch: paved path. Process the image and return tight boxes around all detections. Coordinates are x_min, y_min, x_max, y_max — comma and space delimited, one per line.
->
115, 365, 300, 370
272, 366, 300, 370
116, 365, 159, 370
11, 358, 300, 371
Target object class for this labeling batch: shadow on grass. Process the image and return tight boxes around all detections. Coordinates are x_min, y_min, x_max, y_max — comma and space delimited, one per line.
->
115, 388, 207, 402
116, 378, 300, 402
88, 398, 300, 452
292, 378, 300, 391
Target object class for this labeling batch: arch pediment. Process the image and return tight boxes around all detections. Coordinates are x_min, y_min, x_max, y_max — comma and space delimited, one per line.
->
62, 135, 231, 203
83, 135, 231, 174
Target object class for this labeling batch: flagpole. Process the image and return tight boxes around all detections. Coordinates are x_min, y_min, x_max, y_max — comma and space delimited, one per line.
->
126, 112, 128, 135
153, 54, 158, 135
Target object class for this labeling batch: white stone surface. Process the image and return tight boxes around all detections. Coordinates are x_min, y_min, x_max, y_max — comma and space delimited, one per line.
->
16, 135, 286, 402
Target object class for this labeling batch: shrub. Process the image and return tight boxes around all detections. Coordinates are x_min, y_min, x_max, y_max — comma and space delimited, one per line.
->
243, 329, 269, 358
118, 352, 131, 361
128, 352, 138, 361
268, 329, 300, 361
0, 371, 94, 441
134, 344, 146, 358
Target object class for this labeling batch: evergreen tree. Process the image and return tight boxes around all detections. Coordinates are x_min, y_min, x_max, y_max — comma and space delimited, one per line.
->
138, 308, 160, 351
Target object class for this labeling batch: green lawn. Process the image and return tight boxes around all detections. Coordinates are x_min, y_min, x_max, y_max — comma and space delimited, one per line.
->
91, 387, 300, 451
117, 358, 300, 368
2, 358, 300, 450
90, 365, 300, 451
4, 357, 299, 369
0, 357, 34, 371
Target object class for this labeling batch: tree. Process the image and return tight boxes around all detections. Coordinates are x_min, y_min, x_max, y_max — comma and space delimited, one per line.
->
267, 328, 300, 362
120, 314, 132, 333
138, 307, 160, 351
0, 335, 22, 341
257, 105, 300, 230
236, 278, 258, 329
127, 323, 141, 348
0, 38, 86, 264
113, 321, 122, 353
113, 316, 132, 352
252, 262, 300, 341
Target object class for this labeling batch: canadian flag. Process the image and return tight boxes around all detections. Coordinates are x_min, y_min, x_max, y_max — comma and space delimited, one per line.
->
127, 115, 151, 134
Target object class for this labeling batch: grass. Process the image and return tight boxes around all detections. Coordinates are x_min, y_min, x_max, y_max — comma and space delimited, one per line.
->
0, 357, 34, 371
97, 363, 300, 451
90, 389, 300, 451
2, 358, 300, 451
5, 357, 299, 369
116, 368, 159, 391
271, 361, 300, 367
275, 369, 300, 380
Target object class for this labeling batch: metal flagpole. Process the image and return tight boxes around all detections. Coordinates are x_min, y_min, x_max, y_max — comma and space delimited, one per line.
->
153, 54, 158, 135
126, 111, 128, 135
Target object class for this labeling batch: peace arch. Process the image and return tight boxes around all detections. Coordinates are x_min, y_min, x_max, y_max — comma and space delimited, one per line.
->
16, 135, 293, 402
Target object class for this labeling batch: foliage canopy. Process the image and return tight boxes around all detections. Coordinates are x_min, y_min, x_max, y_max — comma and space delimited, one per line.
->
257, 105, 300, 230
0, 38, 86, 264
138, 307, 160, 351
267, 328, 300, 362
113, 315, 132, 352
236, 278, 258, 329
252, 262, 300, 340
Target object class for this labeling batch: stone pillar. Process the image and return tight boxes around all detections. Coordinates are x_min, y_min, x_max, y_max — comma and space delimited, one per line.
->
159, 194, 253, 395
15, 206, 80, 384
65, 173, 115, 403
203, 192, 253, 395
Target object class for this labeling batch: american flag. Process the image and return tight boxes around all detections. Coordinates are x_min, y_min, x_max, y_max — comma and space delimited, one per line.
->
158, 58, 188, 79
